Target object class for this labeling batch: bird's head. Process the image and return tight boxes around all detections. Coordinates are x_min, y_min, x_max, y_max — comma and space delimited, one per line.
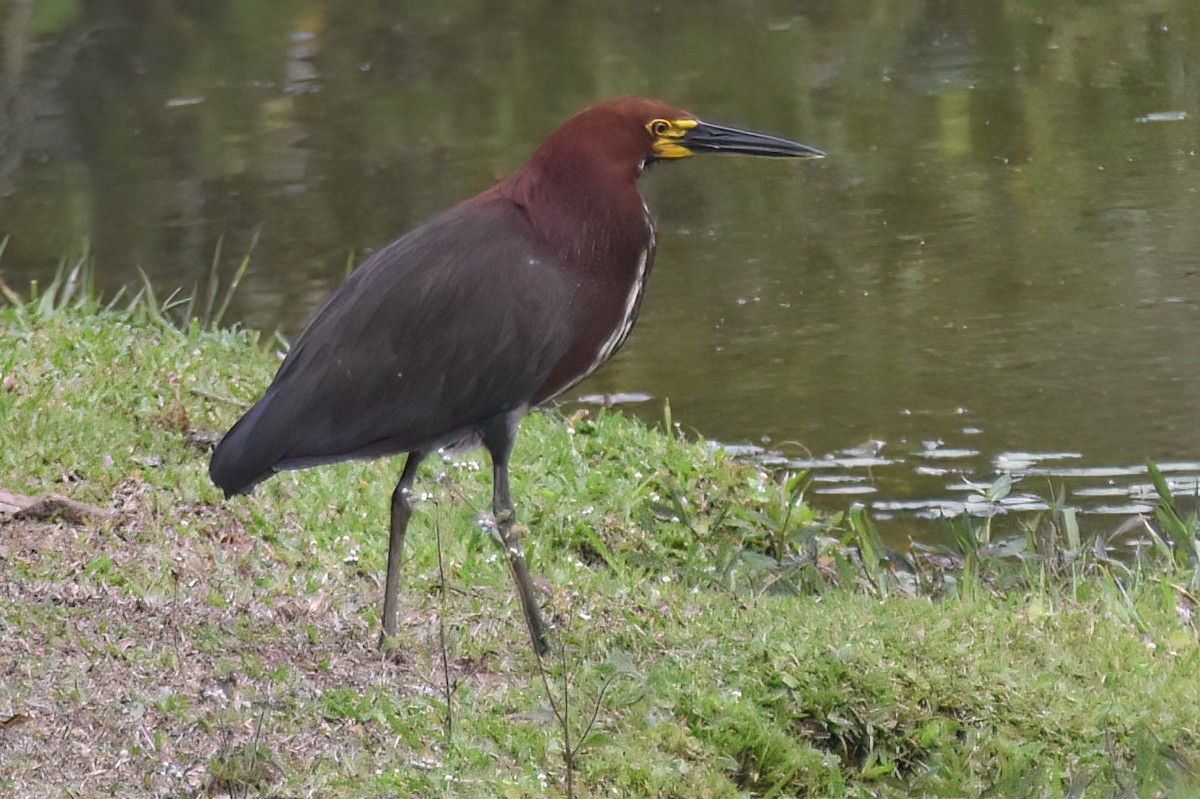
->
530, 97, 825, 179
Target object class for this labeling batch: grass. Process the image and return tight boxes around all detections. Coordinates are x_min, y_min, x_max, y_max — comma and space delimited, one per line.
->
2, 274, 1200, 797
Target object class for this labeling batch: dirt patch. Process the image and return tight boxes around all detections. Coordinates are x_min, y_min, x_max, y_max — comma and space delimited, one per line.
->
1, 485, 522, 798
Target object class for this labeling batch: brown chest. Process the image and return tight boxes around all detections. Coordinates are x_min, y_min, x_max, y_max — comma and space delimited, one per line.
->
534, 226, 656, 403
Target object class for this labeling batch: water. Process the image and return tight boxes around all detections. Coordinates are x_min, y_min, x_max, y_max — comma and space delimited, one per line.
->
2, 1, 1198, 545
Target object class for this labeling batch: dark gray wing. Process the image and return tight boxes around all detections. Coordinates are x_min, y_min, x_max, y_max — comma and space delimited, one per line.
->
210, 198, 574, 494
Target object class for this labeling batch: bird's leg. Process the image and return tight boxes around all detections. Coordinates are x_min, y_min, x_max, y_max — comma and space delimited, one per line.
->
482, 412, 550, 656
492, 454, 551, 656
382, 450, 426, 640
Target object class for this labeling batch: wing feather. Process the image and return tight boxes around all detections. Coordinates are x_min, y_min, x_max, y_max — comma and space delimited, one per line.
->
210, 198, 573, 494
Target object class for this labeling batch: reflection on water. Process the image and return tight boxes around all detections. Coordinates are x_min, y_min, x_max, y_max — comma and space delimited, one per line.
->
2, 1, 1198, 544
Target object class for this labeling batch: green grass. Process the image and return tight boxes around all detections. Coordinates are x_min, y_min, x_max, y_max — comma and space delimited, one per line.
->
3, 295, 1200, 797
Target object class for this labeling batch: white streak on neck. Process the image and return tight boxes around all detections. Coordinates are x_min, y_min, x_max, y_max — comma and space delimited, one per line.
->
550, 203, 655, 399
588, 245, 649, 377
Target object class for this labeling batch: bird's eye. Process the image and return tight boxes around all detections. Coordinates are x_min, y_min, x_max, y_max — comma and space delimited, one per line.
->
648, 119, 672, 137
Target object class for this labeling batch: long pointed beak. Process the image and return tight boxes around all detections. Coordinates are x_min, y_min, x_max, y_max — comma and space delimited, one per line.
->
682, 120, 825, 159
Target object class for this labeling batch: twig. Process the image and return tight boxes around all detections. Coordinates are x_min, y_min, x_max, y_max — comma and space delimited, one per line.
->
189, 387, 248, 408
531, 609, 618, 799
435, 502, 454, 742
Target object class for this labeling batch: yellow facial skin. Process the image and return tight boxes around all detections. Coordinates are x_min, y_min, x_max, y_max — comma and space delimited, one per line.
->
647, 118, 699, 159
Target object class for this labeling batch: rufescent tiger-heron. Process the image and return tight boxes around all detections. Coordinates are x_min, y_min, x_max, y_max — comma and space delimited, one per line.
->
209, 97, 824, 655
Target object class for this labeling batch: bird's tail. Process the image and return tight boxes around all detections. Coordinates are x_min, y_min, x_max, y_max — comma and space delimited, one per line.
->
209, 396, 280, 497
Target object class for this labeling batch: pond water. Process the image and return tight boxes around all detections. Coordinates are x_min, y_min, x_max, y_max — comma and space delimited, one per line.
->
2, 0, 1198, 547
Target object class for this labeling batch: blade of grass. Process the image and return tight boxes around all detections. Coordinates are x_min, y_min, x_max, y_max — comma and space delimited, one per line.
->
211, 226, 260, 330
59, 249, 87, 310
136, 267, 185, 339
0, 235, 24, 307
1148, 460, 1195, 563
36, 258, 67, 316
202, 233, 226, 327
